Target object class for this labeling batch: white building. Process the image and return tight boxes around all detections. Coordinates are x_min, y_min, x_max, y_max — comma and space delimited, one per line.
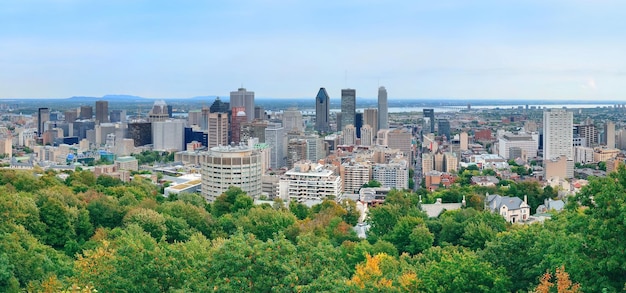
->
342, 162, 371, 194
485, 193, 531, 224
543, 109, 573, 160
360, 124, 373, 146
574, 146, 594, 164
265, 123, 285, 169
152, 120, 185, 151
282, 108, 304, 132
372, 158, 409, 190
343, 124, 357, 145
497, 132, 538, 159
201, 146, 263, 202
305, 134, 325, 162
278, 162, 342, 202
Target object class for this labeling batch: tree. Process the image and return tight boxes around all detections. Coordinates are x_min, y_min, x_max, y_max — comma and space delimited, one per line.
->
211, 187, 252, 217
237, 207, 297, 241
38, 197, 76, 249
362, 180, 382, 188
534, 266, 580, 293
289, 200, 310, 220
123, 208, 167, 240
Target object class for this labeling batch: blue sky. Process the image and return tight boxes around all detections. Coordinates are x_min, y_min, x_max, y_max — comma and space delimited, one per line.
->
1, 0, 625, 100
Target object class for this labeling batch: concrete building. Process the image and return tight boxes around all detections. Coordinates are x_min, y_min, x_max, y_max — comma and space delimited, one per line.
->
434, 153, 445, 172
278, 162, 343, 202
363, 108, 378, 136
254, 106, 265, 120
577, 124, 598, 147
343, 124, 357, 145
543, 109, 573, 177
201, 145, 263, 201
422, 153, 434, 176
340, 89, 356, 131
498, 132, 538, 159
304, 134, 325, 162
230, 88, 255, 122
444, 152, 458, 173
387, 128, 413, 162
342, 162, 371, 194
80, 106, 93, 120
153, 120, 185, 151
95, 100, 109, 124
114, 156, 139, 171
604, 121, 615, 148
64, 110, 78, 123
287, 139, 308, 169
593, 147, 620, 162
230, 107, 247, 144
109, 109, 126, 123
265, 123, 285, 169
360, 124, 373, 146
207, 112, 228, 148
240, 120, 268, 143
545, 155, 574, 180
283, 108, 303, 132
574, 146, 594, 164
373, 159, 409, 190
460, 132, 469, 151
148, 100, 169, 122
378, 86, 388, 130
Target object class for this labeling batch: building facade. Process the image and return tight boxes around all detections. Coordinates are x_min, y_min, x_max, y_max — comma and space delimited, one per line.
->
201, 146, 263, 201
315, 88, 330, 133
278, 162, 343, 202
378, 86, 388, 130
341, 89, 356, 131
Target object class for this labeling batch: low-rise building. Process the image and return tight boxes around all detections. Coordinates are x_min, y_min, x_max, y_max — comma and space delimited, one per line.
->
485, 193, 531, 223
278, 162, 342, 203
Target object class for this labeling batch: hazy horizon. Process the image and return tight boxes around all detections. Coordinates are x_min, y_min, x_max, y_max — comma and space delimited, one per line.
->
2, 1, 625, 100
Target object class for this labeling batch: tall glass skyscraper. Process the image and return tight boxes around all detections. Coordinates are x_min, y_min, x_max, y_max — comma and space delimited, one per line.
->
341, 89, 356, 131
378, 86, 388, 130
315, 88, 330, 133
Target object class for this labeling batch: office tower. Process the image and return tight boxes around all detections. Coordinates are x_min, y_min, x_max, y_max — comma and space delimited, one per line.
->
364, 108, 379, 135
355, 112, 363, 138
283, 108, 303, 132
336, 113, 343, 132
207, 112, 229, 148
543, 109, 573, 160
361, 124, 373, 146
127, 122, 152, 147
254, 106, 265, 120
50, 111, 60, 121
148, 100, 169, 122
605, 121, 615, 148
210, 97, 229, 113
95, 100, 109, 124
152, 120, 185, 151
387, 128, 412, 161
265, 123, 285, 169
423, 109, 435, 133
187, 110, 202, 126
230, 88, 255, 122
287, 139, 308, 169
230, 107, 247, 144
167, 105, 173, 118
315, 88, 330, 133
341, 89, 356, 131
438, 119, 451, 140
201, 107, 211, 131
460, 132, 469, 151
64, 110, 77, 123
378, 86, 388, 130
201, 146, 262, 201
38, 108, 50, 137
109, 110, 126, 123
80, 106, 93, 120
343, 124, 357, 145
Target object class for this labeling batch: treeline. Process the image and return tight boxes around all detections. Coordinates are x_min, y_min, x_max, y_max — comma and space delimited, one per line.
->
0, 166, 624, 292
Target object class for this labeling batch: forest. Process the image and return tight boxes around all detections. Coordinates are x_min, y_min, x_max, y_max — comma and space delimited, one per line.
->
0, 165, 624, 292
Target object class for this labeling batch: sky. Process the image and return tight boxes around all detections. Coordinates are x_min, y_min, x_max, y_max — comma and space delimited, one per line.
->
1, 0, 625, 100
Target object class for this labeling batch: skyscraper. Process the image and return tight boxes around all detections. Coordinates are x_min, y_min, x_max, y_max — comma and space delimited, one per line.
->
207, 112, 229, 148
230, 107, 247, 144
283, 108, 303, 132
378, 86, 388, 130
315, 88, 330, 133
363, 108, 378, 136
605, 121, 615, 148
341, 89, 356, 131
265, 123, 285, 169
423, 109, 435, 133
438, 119, 451, 140
95, 100, 109, 124
355, 112, 363, 138
543, 109, 573, 160
80, 106, 93, 120
38, 108, 50, 137
230, 88, 255, 122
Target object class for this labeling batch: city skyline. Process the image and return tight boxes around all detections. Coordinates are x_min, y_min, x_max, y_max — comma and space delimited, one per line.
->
2, 1, 625, 100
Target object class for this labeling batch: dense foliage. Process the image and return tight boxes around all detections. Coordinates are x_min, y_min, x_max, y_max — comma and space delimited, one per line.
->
0, 166, 624, 292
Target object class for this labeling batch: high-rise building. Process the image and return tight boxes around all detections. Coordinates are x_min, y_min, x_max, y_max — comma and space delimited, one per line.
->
265, 123, 285, 169
355, 112, 363, 138
387, 128, 413, 162
287, 139, 308, 169
315, 88, 330, 133
360, 124, 373, 146
127, 122, 152, 147
80, 106, 93, 120
283, 108, 303, 132
577, 124, 598, 147
364, 108, 379, 135
152, 120, 185, 151
378, 86, 388, 130
460, 132, 469, 151
304, 134, 325, 162
342, 162, 371, 193
605, 121, 615, 148
254, 106, 265, 120
423, 109, 435, 133
230, 88, 255, 122
207, 112, 229, 148
341, 89, 356, 131
343, 124, 357, 145
109, 110, 126, 123
444, 152, 458, 173
335, 113, 343, 132
543, 109, 573, 160
373, 159, 409, 190
201, 146, 263, 201
210, 97, 229, 113
240, 120, 268, 143
230, 107, 247, 144
64, 110, 78, 123
38, 108, 50, 137
148, 100, 169, 122
95, 100, 109, 124
438, 119, 451, 140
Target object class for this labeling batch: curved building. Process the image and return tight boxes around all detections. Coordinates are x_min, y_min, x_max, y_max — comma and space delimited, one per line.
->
201, 146, 262, 201
315, 88, 330, 133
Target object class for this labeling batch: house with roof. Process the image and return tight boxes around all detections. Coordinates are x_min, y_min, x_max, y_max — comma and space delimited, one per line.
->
536, 198, 565, 214
485, 193, 531, 223
420, 197, 466, 218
